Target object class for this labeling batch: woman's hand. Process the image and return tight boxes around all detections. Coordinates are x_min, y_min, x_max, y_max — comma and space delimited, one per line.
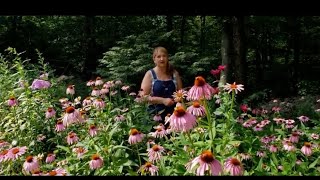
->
163, 98, 175, 107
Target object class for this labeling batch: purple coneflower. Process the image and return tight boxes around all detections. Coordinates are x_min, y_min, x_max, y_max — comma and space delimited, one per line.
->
283, 141, 295, 152
67, 132, 79, 145
165, 106, 197, 133
0, 149, 9, 162
93, 98, 105, 110
187, 76, 214, 101
311, 133, 319, 140
301, 142, 313, 156
121, 85, 130, 91
185, 150, 222, 176
95, 77, 104, 86
147, 144, 165, 163
86, 79, 95, 86
289, 132, 300, 143
89, 124, 98, 137
269, 145, 278, 153
224, 157, 243, 176
44, 168, 67, 176
45, 153, 55, 164
91, 87, 100, 97
82, 96, 93, 107
172, 89, 188, 103
8, 96, 18, 107
55, 120, 66, 132
223, 82, 244, 94
23, 155, 39, 173
153, 114, 162, 122
72, 147, 87, 159
7, 146, 27, 160
114, 114, 125, 122
187, 101, 206, 117
298, 115, 309, 123
138, 162, 159, 176
31, 79, 51, 90
45, 107, 56, 119
128, 128, 144, 145
66, 85, 75, 95
89, 154, 104, 170
0, 140, 10, 148
149, 125, 167, 139
62, 106, 78, 126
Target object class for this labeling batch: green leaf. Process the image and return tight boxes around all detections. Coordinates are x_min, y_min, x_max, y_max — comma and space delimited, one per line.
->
214, 110, 223, 116
255, 158, 263, 171
211, 120, 216, 140
56, 145, 71, 153
309, 158, 319, 169
269, 153, 278, 166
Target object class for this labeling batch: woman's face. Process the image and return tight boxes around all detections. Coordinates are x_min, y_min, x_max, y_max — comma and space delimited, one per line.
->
153, 50, 168, 68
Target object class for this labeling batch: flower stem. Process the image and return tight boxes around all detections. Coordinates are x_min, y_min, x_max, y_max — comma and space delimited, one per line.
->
135, 144, 142, 167
186, 131, 195, 150
203, 98, 215, 151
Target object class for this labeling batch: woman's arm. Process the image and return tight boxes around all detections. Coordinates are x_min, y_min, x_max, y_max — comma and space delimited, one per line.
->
139, 70, 152, 96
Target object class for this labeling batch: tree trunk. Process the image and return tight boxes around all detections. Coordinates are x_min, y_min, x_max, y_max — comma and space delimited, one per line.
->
219, 16, 233, 88
232, 16, 247, 86
83, 16, 97, 80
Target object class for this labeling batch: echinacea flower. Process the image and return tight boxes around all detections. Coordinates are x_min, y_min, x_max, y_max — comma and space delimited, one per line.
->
23, 155, 39, 173
93, 98, 105, 110
45, 107, 56, 119
8, 96, 18, 107
0, 149, 9, 162
186, 101, 206, 117
66, 132, 79, 145
298, 115, 309, 123
62, 106, 83, 127
128, 128, 144, 145
172, 89, 188, 103
147, 144, 165, 163
187, 76, 214, 101
31, 79, 51, 90
223, 82, 244, 94
138, 162, 159, 176
55, 120, 66, 132
45, 153, 55, 164
72, 147, 87, 159
185, 150, 222, 176
89, 154, 104, 170
149, 125, 167, 139
66, 85, 75, 95
301, 142, 313, 156
44, 168, 67, 176
7, 146, 27, 160
89, 124, 98, 137
165, 106, 197, 133
95, 77, 104, 86
224, 157, 243, 176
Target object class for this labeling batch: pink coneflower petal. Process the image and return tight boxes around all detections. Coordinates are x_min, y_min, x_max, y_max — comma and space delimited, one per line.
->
128, 128, 144, 145
89, 154, 104, 170
224, 157, 243, 176
23, 155, 39, 173
186, 150, 222, 176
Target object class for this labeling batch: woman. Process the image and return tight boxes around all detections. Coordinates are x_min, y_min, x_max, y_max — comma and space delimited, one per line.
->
140, 46, 183, 123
